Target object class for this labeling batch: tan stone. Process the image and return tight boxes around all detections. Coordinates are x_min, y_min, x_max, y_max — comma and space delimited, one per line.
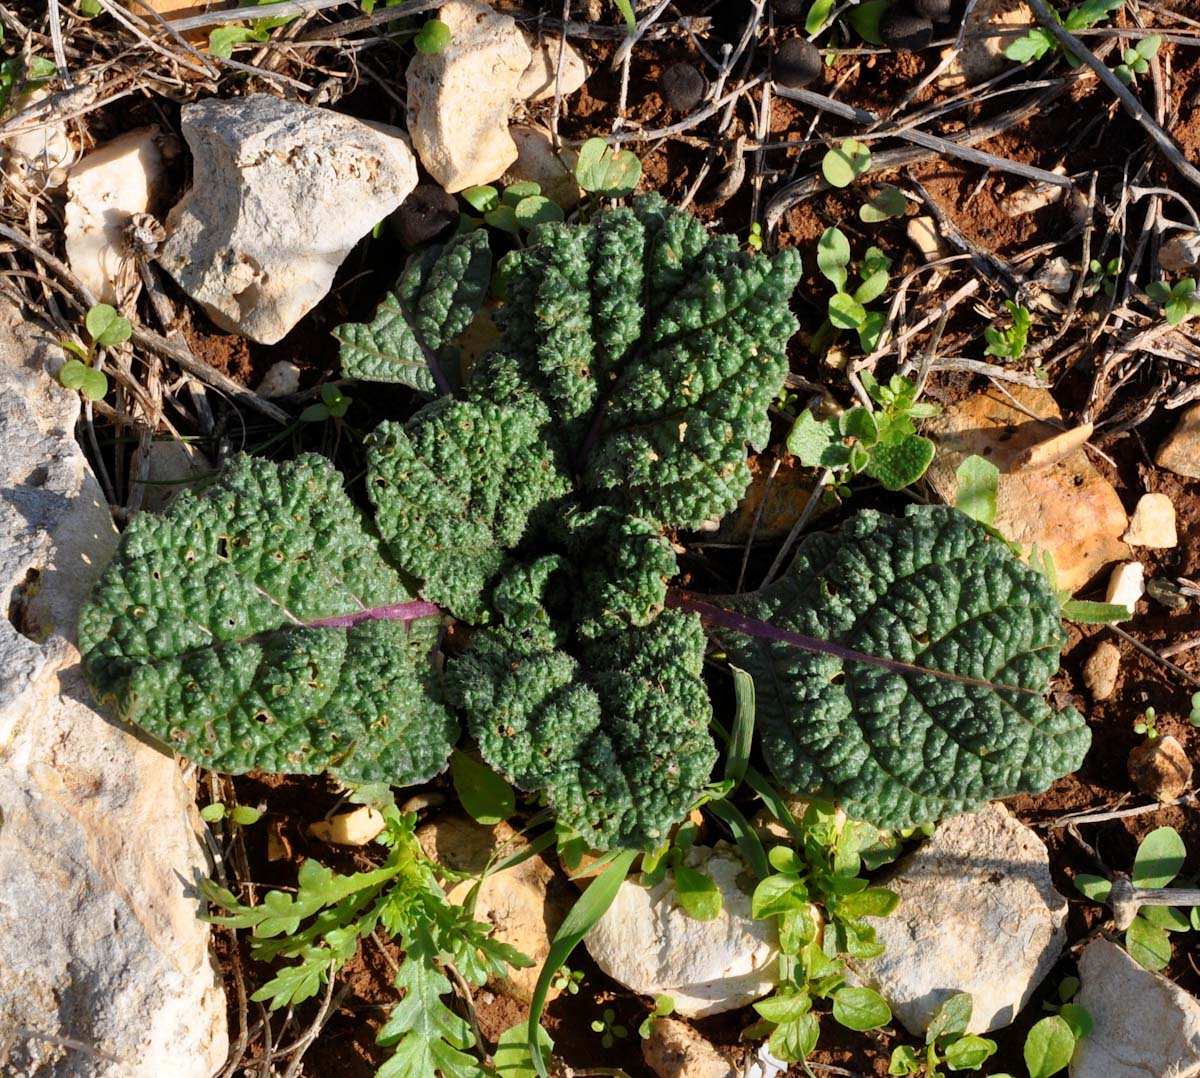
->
1128, 736, 1193, 803
1082, 641, 1121, 702
1123, 492, 1179, 548
1105, 562, 1145, 615
307, 806, 387, 846
925, 385, 1129, 594
642, 1018, 736, 1078
907, 215, 949, 262
1157, 402, 1200, 479
938, 0, 1035, 88
517, 35, 589, 101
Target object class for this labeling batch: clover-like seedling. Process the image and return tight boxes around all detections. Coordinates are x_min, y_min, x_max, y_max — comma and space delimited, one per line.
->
1114, 34, 1161, 84
200, 803, 263, 826
59, 302, 132, 402
590, 1007, 628, 1049
822, 138, 871, 188
575, 137, 642, 198
300, 382, 352, 423
1148, 278, 1200, 326
461, 180, 564, 237
1074, 826, 1200, 972
1189, 691, 1200, 727
1133, 705, 1158, 740
637, 995, 675, 1040
860, 185, 907, 223
1084, 256, 1122, 298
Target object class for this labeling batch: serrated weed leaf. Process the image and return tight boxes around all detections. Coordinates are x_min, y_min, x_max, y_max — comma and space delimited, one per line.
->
78, 454, 457, 786
711, 507, 1090, 830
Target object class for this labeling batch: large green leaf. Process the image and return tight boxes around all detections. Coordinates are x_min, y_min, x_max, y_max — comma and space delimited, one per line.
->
449, 611, 715, 851
79, 454, 457, 785
714, 506, 1090, 829
335, 231, 491, 395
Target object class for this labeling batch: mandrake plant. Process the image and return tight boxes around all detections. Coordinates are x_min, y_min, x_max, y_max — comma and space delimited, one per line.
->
77, 196, 1091, 1073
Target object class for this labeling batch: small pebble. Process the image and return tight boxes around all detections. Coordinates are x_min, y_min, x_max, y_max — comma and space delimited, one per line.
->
393, 183, 460, 249
1082, 640, 1121, 702
643, 1017, 736, 1078
1127, 735, 1193, 802
1122, 492, 1178, 549
907, 215, 949, 261
1105, 562, 1145, 615
881, 7, 934, 51
307, 805, 386, 846
772, 38, 823, 88
661, 62, 709, 113
256, 360, 301, 399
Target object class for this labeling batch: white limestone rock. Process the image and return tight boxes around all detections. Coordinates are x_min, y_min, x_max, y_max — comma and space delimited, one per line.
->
1105, 561, 1145, 615
65, 128, 164, 304
584, 842, 779, 1017
160, 95, 418, 344
1122, 492, 1178, 548
848, 803, 1067, 1036
308, 806, 387, 846
517, 35, 589, 101
0, 300, 227, 1078
643, 1018, 736, 1078
1071, 939, 1200, 1078
1, 88, 77, 191
405, 0, 531, 192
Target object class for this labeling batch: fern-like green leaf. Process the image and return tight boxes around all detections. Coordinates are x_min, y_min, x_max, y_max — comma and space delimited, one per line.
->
335, 231, 491, 394
78, 454, 457, 785
714, 506, 1090, 829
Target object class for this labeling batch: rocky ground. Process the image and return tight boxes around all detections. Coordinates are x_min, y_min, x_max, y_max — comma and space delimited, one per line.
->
2, 0, 1200, 1076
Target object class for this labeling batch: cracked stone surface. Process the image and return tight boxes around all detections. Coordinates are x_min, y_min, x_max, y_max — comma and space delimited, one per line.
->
0, 300, 227, 1077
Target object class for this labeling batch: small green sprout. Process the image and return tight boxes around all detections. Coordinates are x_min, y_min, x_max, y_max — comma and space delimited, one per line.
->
747, 221, 764, 252
638, 995, 675, 1039
200, 803, 263, 826
461, 180, 564, 237
1114, 34, 1161, 84
1132, 706, 1158, 740
984, 300, 1031, 361
1005, 0, 1123, 64
815, 225, 891, 352
590, 1007, 628, 1049
1189, 692, 1200, 727
860, 185, 907, 223
550, 966, 584, 996
889, 993, 997, 1076
413, 18, 451, 54
822, 138, 872, 188
1083, 256, 1122, 298
300, 383, 352, 423
59, 303, 132, 402
1147, 278, 1200, 325
575, 137, 642, 198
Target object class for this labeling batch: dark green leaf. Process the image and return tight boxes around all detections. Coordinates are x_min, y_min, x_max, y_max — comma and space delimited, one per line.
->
450, 749, 515, 825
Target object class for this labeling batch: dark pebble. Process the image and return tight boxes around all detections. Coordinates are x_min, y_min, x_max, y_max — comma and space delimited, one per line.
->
880, 7, 934, 51
392, 184, 459, 248
662, 62, 709, 112
773, 38, 823, 88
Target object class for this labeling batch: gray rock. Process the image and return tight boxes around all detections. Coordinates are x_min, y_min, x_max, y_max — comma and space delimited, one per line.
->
405, 0, 531, 191
0, 301, 227, 1077
1072, 939, 1200, 1078
849, 803, 1067, 1035
642, 1018, 736, 1078
1083, 640, 1121, 702
1157, 402, 1200, 479
160, 95, 418, 344
584, 842, 779, 1017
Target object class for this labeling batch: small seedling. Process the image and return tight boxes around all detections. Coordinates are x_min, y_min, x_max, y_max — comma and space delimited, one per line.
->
461, 180, 564, 237
200, 803, 263, 826
1147, 278, 1200, 326
1113, 34, 1161, 84
787, 372, 940, 492
609, 0, 636, 30
822, 139, 872, 188
550, 966, 584, 996
1133, 706, 1158, 740
1075, 825, 1200, 971
59, 303, 132, 402
1189, 692, 1200, 727
0, 53, 57, 115
590, 1007, 628, 1049
575, 137, 641, 198
413, 18, 451, 54
1005, 0, 1123, 64
860, 185, 907, 223
814, 225, 891, 352
1083, 256, 1122, 298
638, 995, 675, 1039
888, 993, 997, 1076
640, 819, 723, 921
300, 383, 352, 423
747, 221, 764, 252
984, 300, 1031, 361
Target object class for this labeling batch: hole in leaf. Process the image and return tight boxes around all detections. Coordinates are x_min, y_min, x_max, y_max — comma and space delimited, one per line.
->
216, 537, 230, 559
